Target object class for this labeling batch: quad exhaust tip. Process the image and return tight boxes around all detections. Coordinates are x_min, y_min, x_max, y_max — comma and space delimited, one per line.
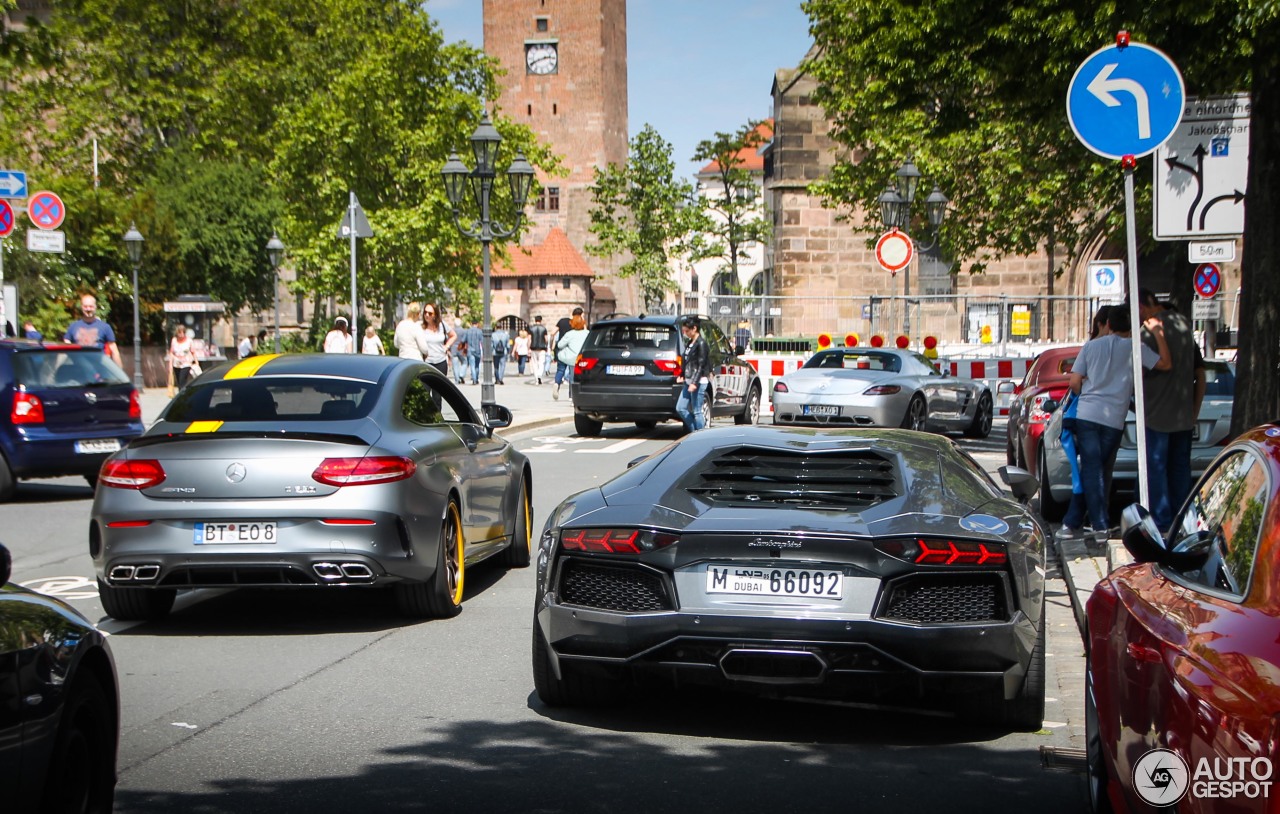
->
312, 562, 375, 581
109, 564, 161, 582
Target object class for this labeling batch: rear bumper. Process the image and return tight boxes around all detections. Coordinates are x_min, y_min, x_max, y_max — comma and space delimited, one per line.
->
2, 424, 143, 478
571, 383, 681, 421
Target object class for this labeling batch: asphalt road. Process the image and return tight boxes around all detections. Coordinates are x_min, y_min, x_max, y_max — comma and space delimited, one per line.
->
2, 418, 1091, 813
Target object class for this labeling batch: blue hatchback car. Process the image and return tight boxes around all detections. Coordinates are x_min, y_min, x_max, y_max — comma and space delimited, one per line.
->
0, 339, 144, 500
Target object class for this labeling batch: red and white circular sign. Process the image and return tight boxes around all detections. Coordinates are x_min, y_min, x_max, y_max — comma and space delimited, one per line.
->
0, 200, 13, 238
875, 229, 914, 273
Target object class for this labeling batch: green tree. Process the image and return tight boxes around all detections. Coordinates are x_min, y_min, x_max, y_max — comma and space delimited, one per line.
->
803, 0, 1279, 434
687, 122, 772, 292
586, 124, 697, 310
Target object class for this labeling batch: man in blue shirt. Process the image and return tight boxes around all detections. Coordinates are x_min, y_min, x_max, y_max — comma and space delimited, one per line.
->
64, 294, 122, 367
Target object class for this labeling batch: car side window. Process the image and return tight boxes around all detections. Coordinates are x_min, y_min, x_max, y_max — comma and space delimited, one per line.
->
402, 375, 475, 427
1167, 450, 1269, 597
704, 322, 731, 356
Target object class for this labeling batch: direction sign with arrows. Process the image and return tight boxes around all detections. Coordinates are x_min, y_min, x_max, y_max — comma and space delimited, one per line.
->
1067, 42, 1185, 159
1154, 94, 1249, 240
0, 170, 28, 199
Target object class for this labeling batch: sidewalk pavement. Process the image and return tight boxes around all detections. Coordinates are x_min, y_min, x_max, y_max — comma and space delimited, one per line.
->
137, 371, 576, 435
1052, 532, 1133, 642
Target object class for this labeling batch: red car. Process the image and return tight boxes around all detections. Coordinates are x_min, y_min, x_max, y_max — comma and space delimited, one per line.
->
1086, 423, 1280, 813
1004, 346, 1079, 491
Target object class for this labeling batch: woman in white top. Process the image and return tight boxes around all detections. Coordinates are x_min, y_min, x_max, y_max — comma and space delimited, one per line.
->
393, 303, 430, 360
323, 317, 353, 353
421, 303, 456, 376
362, 325, 384, 355
168, 324, 197, 390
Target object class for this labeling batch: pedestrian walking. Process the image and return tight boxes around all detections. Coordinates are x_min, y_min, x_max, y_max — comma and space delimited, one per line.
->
64, 294, 123, 367
464, 320, 484, 385
514, 328, 530, 376
22, 320, 41, 341
362, 325, 384, 355
528, 315, 549, 385
1137, 289, 1207, 531
394, 303, 430, 361
675, 315, 711, 432
421, 303, 456, 377
491, 325, 511, 384
734, 319, 752, 352
553, 314, 587, 401
238, 334, 255, 359
323, 317, 353, 353
1058, 305, 1171, 544
167, 324, 198, 394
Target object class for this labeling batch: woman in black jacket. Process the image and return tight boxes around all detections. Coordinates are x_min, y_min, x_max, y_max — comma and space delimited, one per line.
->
676, 316, 710, 432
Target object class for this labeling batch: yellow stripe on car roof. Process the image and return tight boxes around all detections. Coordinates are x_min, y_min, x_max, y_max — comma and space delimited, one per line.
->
186, 421, 224, 433
223, 354, 281, 379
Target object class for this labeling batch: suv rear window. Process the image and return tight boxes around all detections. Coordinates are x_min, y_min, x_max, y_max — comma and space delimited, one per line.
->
583, 324, 679, 352
12, 350, 131, 388
165, 377, 376, 422
1204, 362, 1235, 397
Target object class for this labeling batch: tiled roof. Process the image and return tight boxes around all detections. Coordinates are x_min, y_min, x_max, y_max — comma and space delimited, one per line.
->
490, 228, 595, 278
698, 120, 774, 175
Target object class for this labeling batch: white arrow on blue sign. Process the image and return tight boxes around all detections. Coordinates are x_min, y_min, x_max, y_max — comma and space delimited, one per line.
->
0, 170, 28, 199
1067, 42, 1185, 160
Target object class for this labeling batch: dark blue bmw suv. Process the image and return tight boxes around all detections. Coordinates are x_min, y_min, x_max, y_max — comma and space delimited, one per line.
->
0, 339, 144, 500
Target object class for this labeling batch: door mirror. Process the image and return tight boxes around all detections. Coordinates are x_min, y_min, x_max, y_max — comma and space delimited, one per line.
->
0, 543, 10, 585
482, 403, 513, 430
1119, 504, 1166, 562
998, 465, 1039, 504
1042, 399, 1059, 415
734, 344, 746, 356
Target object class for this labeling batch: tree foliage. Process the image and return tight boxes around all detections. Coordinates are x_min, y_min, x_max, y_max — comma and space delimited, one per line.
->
586, 124, 697, 310
0, 0, 555, 334
687, 123, 772, 289
803, 0, 1280, 432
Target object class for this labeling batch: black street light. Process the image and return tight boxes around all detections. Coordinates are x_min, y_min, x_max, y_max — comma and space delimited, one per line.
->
440, 111, 535, 410
123, 223, 144, 390
879, 157, 949, 336
266, 231, 285, 354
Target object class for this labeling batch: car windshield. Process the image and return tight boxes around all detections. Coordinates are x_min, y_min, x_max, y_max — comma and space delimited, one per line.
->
12, 350, 131, 388
804, 350, 901, 373
1204, 362, 1235, 397
165, 376, 377, 422
584, 324, 679, 352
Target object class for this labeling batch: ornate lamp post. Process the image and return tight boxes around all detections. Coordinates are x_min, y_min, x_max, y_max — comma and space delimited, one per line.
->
878, 157, 948, 336
266, 231, 285, 354
123, 223, 144, 389
440, 112, 535, 410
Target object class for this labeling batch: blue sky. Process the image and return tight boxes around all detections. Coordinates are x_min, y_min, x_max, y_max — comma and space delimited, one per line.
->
424, 0, 815, 180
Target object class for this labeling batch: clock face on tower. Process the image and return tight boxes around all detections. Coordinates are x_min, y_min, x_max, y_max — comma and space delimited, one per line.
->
526, 42, 558, 75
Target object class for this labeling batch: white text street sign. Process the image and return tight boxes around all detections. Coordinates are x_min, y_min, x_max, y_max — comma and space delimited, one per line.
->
1192, 300, 1221, 321
0, 170, 28, 199
1188, 240, 1236, 263
27, 229, 65, 253
1155, 94, 1249, 240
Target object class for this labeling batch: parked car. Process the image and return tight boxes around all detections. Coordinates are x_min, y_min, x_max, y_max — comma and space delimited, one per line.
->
0, 542, 120, 812
1040, 359, 1236, 520
1086, 422, 1280, 813
771, 347, 994, 437
1005, 345, 1079, 472
569, 314, 761, 436
0, 339, 144, 501
90, 353, 532, 621
532, 425, 1047, 729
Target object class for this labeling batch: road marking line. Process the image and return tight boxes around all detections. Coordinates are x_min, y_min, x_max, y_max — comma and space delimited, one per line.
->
578, 438, 646, 455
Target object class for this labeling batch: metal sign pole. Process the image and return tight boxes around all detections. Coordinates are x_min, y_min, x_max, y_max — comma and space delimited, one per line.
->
349, 191, 358, 344
1123, 161, 1150, 509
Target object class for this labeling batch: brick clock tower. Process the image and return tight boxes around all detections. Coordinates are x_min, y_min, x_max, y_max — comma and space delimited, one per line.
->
483, 0, 637, 320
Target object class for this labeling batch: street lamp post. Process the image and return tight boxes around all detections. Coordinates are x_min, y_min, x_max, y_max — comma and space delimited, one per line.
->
878, 158, 948, 337
266, 232, 285, 354
440, 112, 535, 411
123, 223, 144, 390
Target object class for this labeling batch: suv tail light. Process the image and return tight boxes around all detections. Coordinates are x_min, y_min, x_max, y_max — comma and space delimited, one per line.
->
11, 391, 44, 424
560, 528, 679, 554
876, 537, 1007, 566
312, 456, 416, 486
574, 356, 599, 376
100, 459, 166, 489
654, 358, 681, 375
129, 389, 142, 420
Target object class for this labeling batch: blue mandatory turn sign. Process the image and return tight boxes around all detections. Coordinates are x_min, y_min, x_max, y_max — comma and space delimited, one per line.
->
1067, 42, 1185, 160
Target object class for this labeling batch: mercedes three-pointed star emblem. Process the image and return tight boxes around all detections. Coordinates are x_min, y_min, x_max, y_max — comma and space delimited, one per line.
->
226, 463, 247, 483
